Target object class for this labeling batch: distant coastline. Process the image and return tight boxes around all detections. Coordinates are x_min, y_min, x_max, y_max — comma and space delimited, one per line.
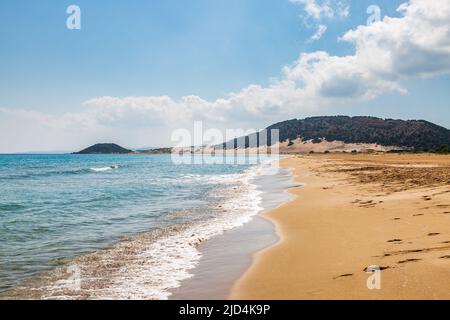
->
71, 116, 450, 156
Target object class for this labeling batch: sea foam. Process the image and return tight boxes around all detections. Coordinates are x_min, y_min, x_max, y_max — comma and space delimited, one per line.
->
29, 161, 276, 300
2, 156, 281, 300
90, 165, 119, 172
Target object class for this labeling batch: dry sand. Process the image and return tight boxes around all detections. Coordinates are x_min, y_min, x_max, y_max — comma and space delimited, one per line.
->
173, 139, 400, 156
231, 153, 450, 300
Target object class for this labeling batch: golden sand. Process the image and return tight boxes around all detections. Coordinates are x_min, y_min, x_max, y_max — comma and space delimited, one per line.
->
231, 154, 450, 300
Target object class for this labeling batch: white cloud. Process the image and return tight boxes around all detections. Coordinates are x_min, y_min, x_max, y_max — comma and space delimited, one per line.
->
337, 1, 350, 18
289, 0, 334, 20
290, 0, 350, 44
82, 0, 450, 124
342, 0, 450, 78
1, 0, 450, 152
289, 0, 350, 20
310, 24, 327, 41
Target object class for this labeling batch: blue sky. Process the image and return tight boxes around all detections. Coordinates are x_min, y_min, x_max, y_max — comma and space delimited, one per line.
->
0, 0, 449, 152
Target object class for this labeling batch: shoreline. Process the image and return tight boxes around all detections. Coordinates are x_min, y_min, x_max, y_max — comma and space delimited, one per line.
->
0, 156, 284, 300
170, 216, 277, 299
3, 153, 449, 300
170, 159, 298, 300
231, 154, 450, 299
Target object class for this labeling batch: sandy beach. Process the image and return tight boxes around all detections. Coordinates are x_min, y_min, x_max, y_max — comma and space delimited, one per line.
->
231, 153, 450, 300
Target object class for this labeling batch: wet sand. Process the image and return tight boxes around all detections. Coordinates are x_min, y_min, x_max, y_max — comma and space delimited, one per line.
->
170, 216, 277, 299
171, 164, 297, 299
231, 154, 450, 300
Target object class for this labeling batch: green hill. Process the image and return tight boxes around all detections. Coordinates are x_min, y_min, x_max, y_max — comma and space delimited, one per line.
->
223, 116, 450, 151
75, 143, 132, 154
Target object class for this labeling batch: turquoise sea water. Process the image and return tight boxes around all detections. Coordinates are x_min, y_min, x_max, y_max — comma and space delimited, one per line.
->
0, 154, 271, 299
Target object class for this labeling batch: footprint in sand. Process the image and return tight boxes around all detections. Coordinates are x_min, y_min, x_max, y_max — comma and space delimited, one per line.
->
398, 258, 421, 264
333, 273, 354, 279
363, 266, 390, 272
359, 200, 377, 208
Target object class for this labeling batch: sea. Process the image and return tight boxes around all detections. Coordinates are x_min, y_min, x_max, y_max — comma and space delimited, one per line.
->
0, 153, 293, 300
